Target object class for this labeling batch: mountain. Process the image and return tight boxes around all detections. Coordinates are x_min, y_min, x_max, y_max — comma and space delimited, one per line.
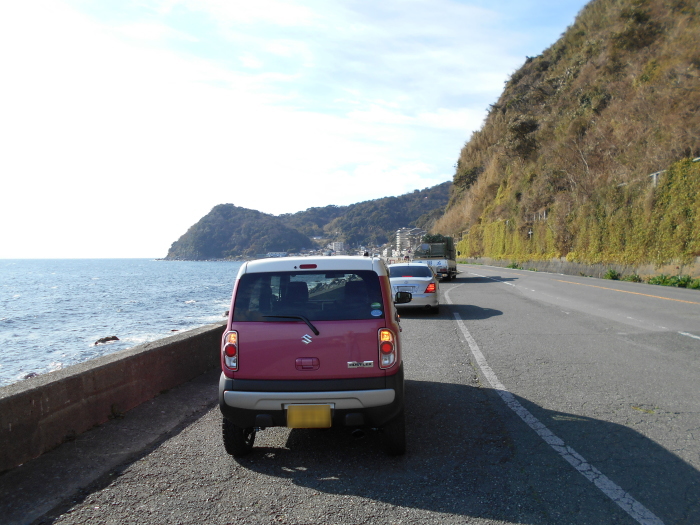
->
165, 205, 314, 259
165, 182, 451, 259
434, 0, 700, 266
281, 182, 451, 246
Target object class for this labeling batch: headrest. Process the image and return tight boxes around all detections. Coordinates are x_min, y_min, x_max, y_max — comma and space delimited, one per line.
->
344, 280, 367, 301
286, 281, 309, 302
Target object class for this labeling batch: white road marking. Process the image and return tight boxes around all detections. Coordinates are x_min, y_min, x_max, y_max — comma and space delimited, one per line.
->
444, 285, 664, 525
679, 331, 700, 341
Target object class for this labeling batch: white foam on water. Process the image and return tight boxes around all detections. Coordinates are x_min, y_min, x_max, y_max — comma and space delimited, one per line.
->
0, 259, 244, 387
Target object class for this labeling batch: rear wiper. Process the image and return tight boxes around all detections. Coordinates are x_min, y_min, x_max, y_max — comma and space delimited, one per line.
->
262, 315, 320, 335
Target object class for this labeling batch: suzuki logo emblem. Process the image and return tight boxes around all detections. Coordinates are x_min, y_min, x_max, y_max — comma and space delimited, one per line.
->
301, 334, 313, 344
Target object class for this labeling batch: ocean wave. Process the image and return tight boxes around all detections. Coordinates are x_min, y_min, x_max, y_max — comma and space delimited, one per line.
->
0, 259, 243, 387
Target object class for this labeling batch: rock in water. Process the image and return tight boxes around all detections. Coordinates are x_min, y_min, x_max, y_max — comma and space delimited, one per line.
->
95, 335, 119, 345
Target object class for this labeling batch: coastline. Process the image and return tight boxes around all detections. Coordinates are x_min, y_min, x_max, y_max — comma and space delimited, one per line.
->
0, 259, 238, 388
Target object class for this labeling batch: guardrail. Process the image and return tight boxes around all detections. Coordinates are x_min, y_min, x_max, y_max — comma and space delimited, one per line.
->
0, 322, 226, 473
618, 156, 700, 187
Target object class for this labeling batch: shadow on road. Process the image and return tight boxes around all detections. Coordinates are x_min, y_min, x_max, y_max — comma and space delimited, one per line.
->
236, 379, 699, 524
397, 303, 502, 321
449, 303, 502, 321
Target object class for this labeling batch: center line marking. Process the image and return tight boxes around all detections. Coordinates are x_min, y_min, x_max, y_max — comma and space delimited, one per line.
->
444, 285, 664, 525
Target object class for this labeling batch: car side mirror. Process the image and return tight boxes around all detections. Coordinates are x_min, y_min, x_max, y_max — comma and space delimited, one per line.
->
394, 291, 412, 304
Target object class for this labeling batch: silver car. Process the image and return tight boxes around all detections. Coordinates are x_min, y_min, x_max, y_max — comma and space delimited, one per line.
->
388, 262, 440, 314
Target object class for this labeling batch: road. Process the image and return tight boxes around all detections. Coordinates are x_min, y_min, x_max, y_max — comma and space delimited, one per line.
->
9, 263, 700, 524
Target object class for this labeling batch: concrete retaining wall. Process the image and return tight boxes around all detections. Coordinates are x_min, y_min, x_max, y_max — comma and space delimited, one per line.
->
0, 322, 227, 473
460, 257, 700, 279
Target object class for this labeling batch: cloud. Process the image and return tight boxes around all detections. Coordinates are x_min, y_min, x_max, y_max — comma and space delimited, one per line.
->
0, 0, 588, 257
177, 0, 319, 27
116, 22, 199, 43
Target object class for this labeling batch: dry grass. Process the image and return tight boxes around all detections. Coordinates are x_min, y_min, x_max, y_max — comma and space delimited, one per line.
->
444, 0, 700, 265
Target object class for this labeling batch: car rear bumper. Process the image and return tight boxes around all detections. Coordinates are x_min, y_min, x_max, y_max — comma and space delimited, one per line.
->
396, 293, 438, 308
219, 365, 404, 428
224, 388, 395, 410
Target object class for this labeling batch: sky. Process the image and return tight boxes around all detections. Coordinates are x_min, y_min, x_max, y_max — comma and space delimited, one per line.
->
0, 0, 589, 258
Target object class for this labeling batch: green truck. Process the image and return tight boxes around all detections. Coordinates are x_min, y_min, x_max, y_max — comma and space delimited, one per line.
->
412, 236, 457, 281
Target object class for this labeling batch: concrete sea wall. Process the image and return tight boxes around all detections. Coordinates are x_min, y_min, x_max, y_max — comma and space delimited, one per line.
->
0, 322, 227, 473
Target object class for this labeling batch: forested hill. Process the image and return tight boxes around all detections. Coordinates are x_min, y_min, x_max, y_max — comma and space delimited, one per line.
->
165, 182, 450, 259
165, 206, 313, 260
434, 0, 700, 267
281, 182, 451, 246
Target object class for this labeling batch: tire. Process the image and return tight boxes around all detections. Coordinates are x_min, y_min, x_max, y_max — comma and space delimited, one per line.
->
222, 417, 255, 457
382, 409, 406, 456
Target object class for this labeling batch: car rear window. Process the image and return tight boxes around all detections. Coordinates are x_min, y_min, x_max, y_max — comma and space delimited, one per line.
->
233, 270, 385, 322
389, 265, 433, 278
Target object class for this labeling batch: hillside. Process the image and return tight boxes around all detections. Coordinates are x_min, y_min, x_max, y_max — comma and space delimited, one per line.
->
282, 182, 451, 246
166, 205, 313, 259
165, 182, 450, 259
435, 0, 700, 266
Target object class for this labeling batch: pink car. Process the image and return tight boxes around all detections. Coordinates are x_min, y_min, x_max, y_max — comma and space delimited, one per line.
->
219, 256, 411, 456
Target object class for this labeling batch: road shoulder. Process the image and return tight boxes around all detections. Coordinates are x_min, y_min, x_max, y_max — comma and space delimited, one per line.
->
0, 369, 220, 525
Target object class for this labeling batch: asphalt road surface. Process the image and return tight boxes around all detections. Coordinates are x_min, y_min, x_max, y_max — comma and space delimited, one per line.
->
5, 263, 700, 524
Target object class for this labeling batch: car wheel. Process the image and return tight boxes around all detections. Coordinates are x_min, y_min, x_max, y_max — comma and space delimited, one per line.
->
222, 417, 255, 457
382, 409, 406, 456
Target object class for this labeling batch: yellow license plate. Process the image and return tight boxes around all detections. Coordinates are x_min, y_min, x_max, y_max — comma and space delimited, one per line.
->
286, 404, 332, 428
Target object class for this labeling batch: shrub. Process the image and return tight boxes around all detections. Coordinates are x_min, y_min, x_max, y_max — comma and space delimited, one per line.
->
506, 262, 523, 269
621, 274, 643, 282
604, 269, 621, 280
613, 5, 661, 50
673, 275, 693, 288
689, 279, 700, 290
648, 274, 672, 285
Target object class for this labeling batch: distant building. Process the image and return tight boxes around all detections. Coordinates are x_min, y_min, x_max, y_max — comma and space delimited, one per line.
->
330, 241, 345, 252
395, 227, 426, 252
266, 252, 288, 258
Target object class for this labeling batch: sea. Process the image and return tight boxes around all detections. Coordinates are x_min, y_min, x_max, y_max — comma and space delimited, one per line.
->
0, 259, 243, 388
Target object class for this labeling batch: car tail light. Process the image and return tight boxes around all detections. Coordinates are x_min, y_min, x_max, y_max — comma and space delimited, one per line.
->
378, 329, 397, 369
425, 282, 436, 293
222, 331, 238, 370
